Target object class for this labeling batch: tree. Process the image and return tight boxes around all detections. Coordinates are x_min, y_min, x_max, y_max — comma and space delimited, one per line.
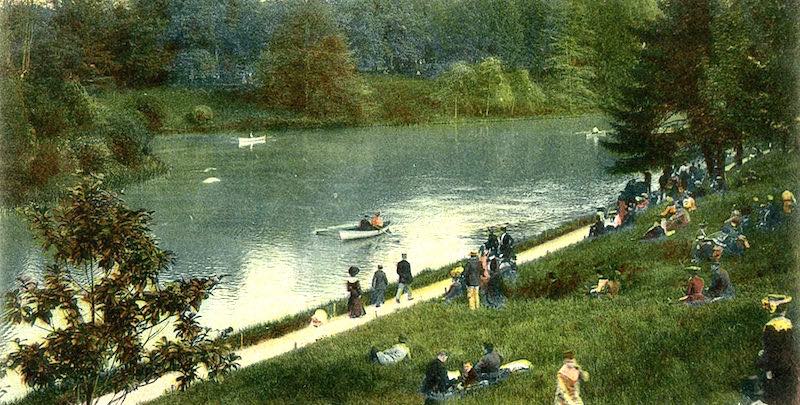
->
436, 61, 476, 119
3, 175, 239, 405
474, 57, 513, 116
259, 0, 365, 120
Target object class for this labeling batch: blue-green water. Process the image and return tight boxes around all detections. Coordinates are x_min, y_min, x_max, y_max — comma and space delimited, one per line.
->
0, 116, 630, 340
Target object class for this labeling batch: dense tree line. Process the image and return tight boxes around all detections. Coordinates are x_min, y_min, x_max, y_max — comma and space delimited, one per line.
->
602, 0, 798, 182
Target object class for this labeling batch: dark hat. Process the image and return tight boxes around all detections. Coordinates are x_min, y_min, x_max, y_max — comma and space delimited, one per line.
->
377, 264, 383, 269
398, 334, 408, 343
563, 351, 575, 360
348, 266, 360, 277
483, 342, 494, 352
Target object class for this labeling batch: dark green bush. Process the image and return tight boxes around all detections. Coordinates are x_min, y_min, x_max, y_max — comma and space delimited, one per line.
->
185, 104, 214, 126
101, 111, 153, 167
129, 93, 167, 131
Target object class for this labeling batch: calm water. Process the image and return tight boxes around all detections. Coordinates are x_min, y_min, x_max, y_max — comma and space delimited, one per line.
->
0, 116, 631, 346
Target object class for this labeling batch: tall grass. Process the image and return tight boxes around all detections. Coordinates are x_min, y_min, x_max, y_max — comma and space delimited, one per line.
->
143, 151, 797, 404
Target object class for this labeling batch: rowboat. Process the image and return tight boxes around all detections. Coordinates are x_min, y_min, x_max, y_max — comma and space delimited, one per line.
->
238, 135, 266, 148
339, 222, 392, 241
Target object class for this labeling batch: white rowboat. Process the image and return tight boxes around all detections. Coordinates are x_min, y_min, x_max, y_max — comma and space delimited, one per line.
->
339, 224, 391, 241
238, 136, 267, 147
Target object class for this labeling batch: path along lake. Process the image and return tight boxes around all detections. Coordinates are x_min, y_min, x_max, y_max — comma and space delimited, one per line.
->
0, 116, 631, 349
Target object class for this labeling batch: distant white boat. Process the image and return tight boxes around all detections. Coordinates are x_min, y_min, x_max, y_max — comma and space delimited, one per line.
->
202, 177, 221, 184
238, 132, 267, 148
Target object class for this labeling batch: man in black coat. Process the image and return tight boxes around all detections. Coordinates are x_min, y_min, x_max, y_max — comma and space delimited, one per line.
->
499, 227, 514, 259
422, 351, 453, 396
485, 228, 499, 256
395, 253, 413, 303
464, 251, 481, 310
371, 265, 389, 307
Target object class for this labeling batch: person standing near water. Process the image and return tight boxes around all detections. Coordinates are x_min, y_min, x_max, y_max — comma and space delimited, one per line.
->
347, 266, 366, 318
465, 251, 482, 310
371, 265, 388, 307
396, 253, 413, 303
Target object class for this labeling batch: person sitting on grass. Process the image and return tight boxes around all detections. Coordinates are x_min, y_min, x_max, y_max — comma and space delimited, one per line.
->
422, 351, 456, 398
781, 189, 795, 214
641, 220, 667, 241
588, 211, 606, 238
443, 266, 465, 303
555, 351, 589, 405
460, 362, 479, 388
589, 269, 621, 299
475, 342, 503, 379
683, 191, 697, 212
369, 334, 411, 365
309, 308, 328, 328
681, 266, 705, 306
665, 202, 691, 232
706, 260, 734, 301
660, 196, 677, 218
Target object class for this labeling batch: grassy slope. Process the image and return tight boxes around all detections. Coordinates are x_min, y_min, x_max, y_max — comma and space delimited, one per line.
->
146, 152, 798, 405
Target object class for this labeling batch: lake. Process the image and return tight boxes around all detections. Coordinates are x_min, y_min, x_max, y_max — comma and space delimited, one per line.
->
0, 116, 631, 344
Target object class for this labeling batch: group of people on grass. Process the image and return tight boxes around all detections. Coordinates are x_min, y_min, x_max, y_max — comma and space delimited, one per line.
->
329, 148, 794, 403
443, 227, 518, 310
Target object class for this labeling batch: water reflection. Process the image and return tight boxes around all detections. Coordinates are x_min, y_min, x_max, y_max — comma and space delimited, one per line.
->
0, 116, 632, 338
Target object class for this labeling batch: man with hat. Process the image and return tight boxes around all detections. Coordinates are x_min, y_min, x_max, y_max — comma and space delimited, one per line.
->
485, 228, 499, 256
499, 227, 514, 259
757, 295, 794, 404
395, 253, 413, 303
555, 351, 589, 405
422, 350, 454, 397
371, 265, 389, 307
370, 211, 384, 229
465, 251, 482, 310
369, 334, 411, 365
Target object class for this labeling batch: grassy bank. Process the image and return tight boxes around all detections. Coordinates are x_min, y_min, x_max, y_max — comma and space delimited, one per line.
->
143, 151, 797, 405
91, 75, 595, 135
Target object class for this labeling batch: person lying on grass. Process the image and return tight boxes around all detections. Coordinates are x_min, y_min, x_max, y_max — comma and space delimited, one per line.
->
555, 351, 589, 405
369, 334, 411, 365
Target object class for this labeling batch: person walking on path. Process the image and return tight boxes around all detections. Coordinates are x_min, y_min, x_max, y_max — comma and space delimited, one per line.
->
465, 251, 482, 310
371, 265, 389, 307
396, 253, 413, 303
346, 266, 366, 318
554, 351, 589, 405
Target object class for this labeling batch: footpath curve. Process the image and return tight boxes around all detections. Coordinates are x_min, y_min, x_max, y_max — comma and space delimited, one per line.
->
95, 225, 591, 405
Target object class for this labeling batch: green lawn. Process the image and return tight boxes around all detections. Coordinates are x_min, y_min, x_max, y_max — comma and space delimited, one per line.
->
145, 152, 798, 405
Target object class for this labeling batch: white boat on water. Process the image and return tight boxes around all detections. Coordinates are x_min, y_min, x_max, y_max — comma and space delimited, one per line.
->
238, 135, 267, 148
315, 221, 391, 240
338, 223, 391, 241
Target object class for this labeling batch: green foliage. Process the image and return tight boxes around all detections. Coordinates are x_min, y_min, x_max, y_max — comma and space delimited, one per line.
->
22, 79, 94, 139
100, 111, 153, 167
4, 175, 239, 405
259, 0, 365, 120
186, 104, 215, 126
505, 69, 547, 115
129, 94, 167, 131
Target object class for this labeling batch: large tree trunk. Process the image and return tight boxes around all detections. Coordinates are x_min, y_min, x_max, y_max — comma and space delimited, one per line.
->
700, 143, 716, 182
643, 171, 652, 196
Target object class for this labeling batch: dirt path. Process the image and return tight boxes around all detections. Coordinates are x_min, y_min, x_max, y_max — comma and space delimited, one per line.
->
86, 225, 591, 405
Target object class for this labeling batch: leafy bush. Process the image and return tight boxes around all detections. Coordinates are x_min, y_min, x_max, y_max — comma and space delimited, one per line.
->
129, 93, 167, 131
101, 111, 153, 167
185, 104, 215, 126
22, 79, 94, 138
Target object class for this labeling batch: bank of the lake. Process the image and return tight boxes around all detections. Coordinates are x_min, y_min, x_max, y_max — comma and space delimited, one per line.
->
142, 151, 797, 405
93, 75, 595, 135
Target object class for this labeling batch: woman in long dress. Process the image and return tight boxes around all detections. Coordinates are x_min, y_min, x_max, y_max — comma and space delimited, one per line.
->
347, 266, 366, 318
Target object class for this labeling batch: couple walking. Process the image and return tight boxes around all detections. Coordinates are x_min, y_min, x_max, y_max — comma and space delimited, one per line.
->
370, 253, 414, 308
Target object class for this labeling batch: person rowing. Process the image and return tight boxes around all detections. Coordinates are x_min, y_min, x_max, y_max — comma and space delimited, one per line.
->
370, 211, 384, 229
